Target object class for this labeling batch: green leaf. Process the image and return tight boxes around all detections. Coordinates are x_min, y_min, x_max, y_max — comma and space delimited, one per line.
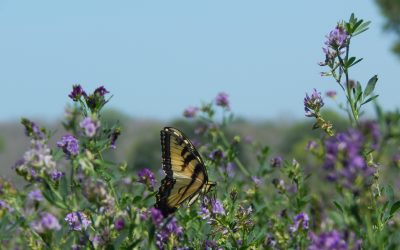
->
113, 229, 129, 249
356, 81, 362, 99
385, 185, 395, 202
390, 201, 400, 216
364, 75, 378, 97
361, 95, 379, 106
346, 57, 356, 67
333, 201, 344, 214
353, 21, 371, 36
59, 175, 69, 198
349, 58, 363, 67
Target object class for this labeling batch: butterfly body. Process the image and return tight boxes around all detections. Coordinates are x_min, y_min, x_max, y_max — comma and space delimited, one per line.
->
155, 127, 215, 216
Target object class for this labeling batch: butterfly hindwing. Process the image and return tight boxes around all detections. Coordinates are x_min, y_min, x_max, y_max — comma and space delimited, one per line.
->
155, 127, 208, 216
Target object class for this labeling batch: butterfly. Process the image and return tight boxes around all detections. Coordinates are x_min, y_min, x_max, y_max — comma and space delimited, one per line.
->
155, 127, 215, 216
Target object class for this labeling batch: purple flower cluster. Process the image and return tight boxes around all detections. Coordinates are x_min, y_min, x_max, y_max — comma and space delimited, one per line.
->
137, 168, 156, 191
308, 230, 348, 250
51, 170, 65, 181
226, 162, 235, 177
360, 120, 381, 150
150, 208, 164, 226
208, 149, 225, 161
64, 211, 91, 231
155, 217, 183, 249
304, 89, 324, 117
183, 106, 199, 118
325, 27, 349, 49
270, 156, 283, 168
69, 85, 87, 101
94, 86, 109, 96
251, 176, 263, 187
28, 189, 43, 202
148, 208, 183, 249
289, 212, 309, 233
24, 141, 56, 169
323, 129, 375, 190
306, 140, 318, 151
14, 138, 58, 182
57, 134, 79, 156
69, 85, 110, 113
114, 217, 125, 231
31, 212, 61, 233
198, 197, 225, 220
0, 199, 13, 212
21, 119, 45, 140
79, 117, 100, 137
215, 92, 230, 109
320, 26, 348, 67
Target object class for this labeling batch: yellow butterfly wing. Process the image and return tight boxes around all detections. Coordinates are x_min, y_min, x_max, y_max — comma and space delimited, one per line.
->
155, 127, 208, 216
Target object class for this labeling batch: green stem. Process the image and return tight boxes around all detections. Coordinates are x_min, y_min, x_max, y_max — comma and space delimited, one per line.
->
337, 41, 358, 127
98, 151, 120, 208
217, 131, 250, 177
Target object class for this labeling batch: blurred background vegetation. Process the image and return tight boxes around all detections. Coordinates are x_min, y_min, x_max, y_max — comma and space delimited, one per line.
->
0, 108, 349, 187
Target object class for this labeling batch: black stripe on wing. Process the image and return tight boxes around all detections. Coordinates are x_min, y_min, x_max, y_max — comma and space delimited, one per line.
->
160, 129, 173, 178
155, 177, 177, 216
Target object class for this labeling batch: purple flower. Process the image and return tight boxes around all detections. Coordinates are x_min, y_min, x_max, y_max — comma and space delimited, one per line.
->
139, 209, 149, 221
323, 129, 375, 191
57, 134, 79, 156
14, 138, 57, 182
69, 85, 87, 101
198, 197, 225, 221
215, 92, 230, 109
304, 89, 324, 117
198, 203, 211, 220
211, 199, 225, 215
138, 168, 156, 190
114, 217, 125, 231
150, 208, 164, 226
51, 170, 65, 181
204, 240, 218, 249
306, 140, 318, 151
360, 120, 381, 150
308, 230, 348, 250
21, 118, 45, 139
270, 156, 283, 168
0, 199, 13, 212
94, 86, 109, 96
326, 91, 337, 98
31, 212, 61, 233
289, 212, 309, 233
28, 189, 43, 202
325, 27, 349, 49
109, 128, 121, 149
155, 217, 183, 249
226, 162, 235, 177
208, 149, 225, 161
252, 176, 263, 187
79, 117, 100, 137
65, 211, 91, 231
183, 106, 199, 118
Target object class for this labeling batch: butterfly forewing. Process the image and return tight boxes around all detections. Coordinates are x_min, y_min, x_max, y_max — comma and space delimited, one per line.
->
156, 127, 208, 216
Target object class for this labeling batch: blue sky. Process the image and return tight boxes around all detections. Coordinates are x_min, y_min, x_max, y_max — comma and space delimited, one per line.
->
0, 1, 398, 121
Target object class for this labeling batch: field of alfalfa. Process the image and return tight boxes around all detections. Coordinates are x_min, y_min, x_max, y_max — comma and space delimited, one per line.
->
2, 14, 400, 249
